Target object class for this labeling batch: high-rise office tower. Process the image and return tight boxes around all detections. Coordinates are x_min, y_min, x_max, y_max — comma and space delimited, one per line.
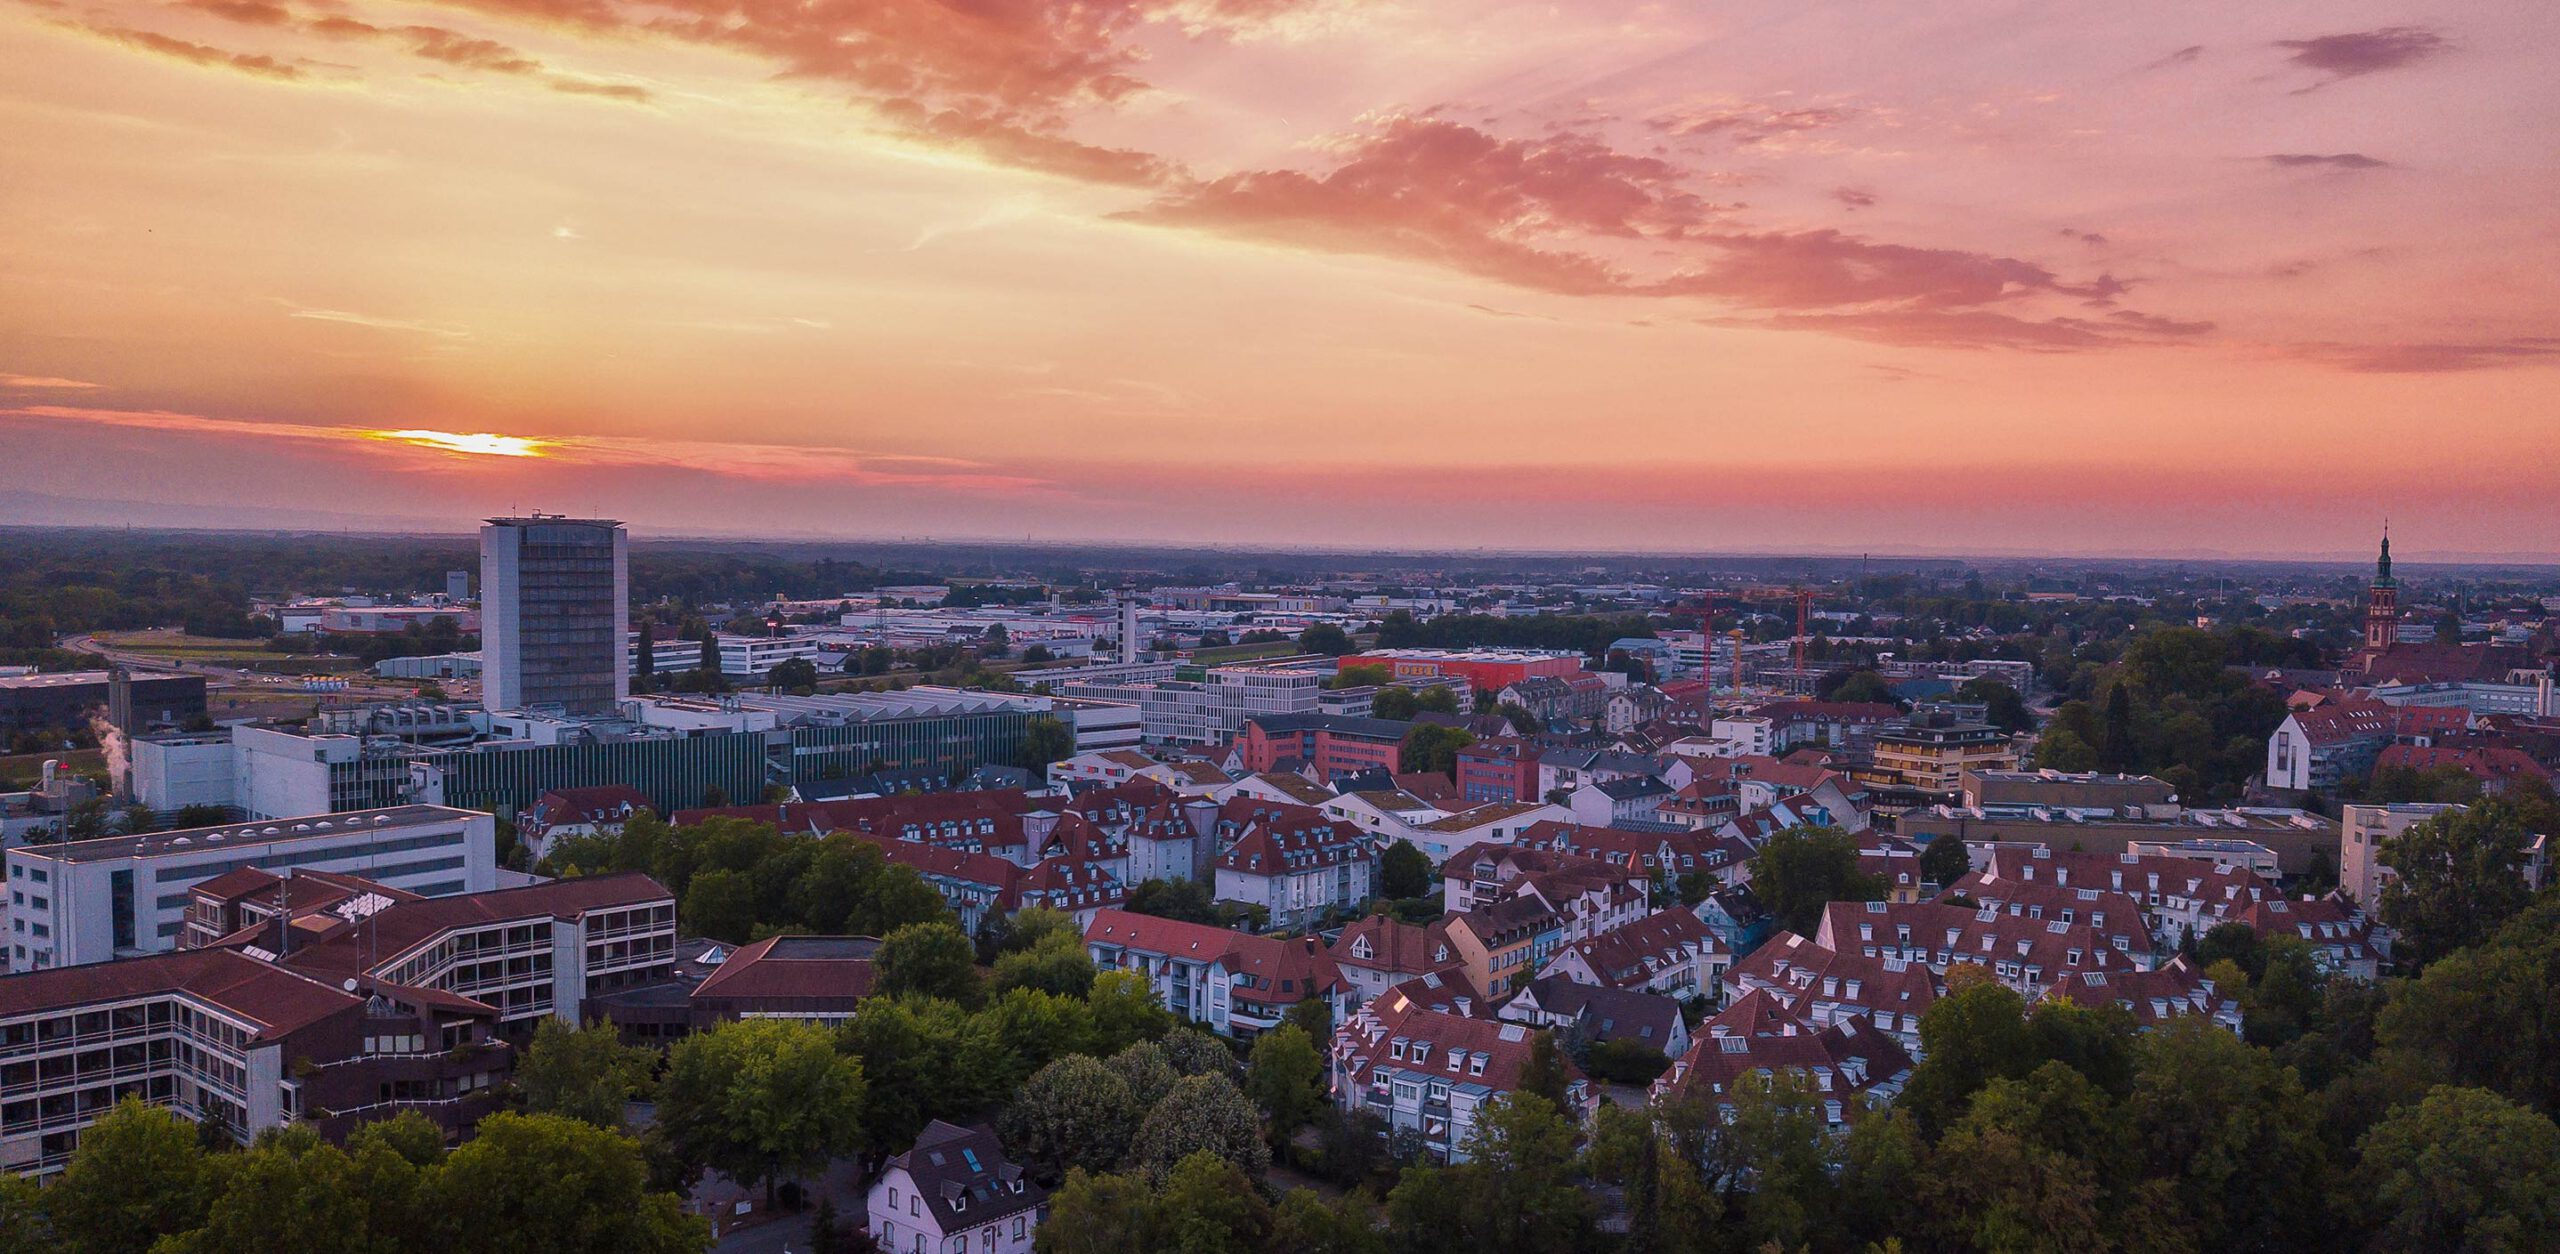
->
479, 516, 628, 714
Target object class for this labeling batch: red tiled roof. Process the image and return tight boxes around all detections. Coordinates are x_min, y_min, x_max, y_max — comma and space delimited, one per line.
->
0, 948, 358, 1039
1330, 915, 1443, 976
1215, 813, 1371, 877
270, 871, 673, 981
1341, 991, 1582, 1094
692, 934, 879, 1002
1082, 910, 1340, 1005
1554, 908, 1721, 989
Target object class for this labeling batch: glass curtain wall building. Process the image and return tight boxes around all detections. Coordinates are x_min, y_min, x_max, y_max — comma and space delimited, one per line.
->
479, 517, 628, 715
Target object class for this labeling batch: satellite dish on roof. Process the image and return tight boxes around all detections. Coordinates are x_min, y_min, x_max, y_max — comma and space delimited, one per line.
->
342, 978, 359, 992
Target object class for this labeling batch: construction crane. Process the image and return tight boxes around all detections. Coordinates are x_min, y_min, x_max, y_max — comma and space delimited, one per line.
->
1793, 588, 1814, 675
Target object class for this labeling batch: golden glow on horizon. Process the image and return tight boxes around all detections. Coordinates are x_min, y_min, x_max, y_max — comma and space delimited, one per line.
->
367, 429, 551, 459
0, 0, 2554, 552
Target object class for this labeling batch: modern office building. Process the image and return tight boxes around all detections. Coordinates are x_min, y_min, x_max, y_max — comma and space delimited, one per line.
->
3, 805, 499, 971
1060, 660, 1325, 746
479, 516, 628, 714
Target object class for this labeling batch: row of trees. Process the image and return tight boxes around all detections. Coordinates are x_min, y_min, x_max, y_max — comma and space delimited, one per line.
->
544, 814, 952, 944
2032, 626, 2289, 802
0, 1103, 705, 1254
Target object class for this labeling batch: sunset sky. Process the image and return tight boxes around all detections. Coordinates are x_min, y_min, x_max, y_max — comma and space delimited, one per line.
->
3, 0, 2554, 556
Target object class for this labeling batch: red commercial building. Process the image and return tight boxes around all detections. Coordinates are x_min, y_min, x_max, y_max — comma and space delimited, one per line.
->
1234, 714, 1407, 782
1455, 737, 1544, 805
1340, 649, 1585, 693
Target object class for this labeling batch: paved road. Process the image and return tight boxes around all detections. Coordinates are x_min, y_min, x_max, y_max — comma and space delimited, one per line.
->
701, 1158, 867, 1254
59, 634, 245, 678
711, 1213, 814, 1254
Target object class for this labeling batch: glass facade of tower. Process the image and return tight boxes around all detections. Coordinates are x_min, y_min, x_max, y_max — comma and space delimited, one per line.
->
481, 518, 627, 714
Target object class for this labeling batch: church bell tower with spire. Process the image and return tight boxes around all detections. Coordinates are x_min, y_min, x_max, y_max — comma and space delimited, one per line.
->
2364, 526, 2398, 653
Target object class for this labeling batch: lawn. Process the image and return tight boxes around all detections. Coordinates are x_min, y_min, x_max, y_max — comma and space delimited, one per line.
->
94, 629, 277, 663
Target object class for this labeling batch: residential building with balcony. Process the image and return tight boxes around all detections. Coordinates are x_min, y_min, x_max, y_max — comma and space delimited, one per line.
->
1867, 713, 2018, 792
1328, 986, 1592, 1164
1083, 909, 1346, 1038
1211, 810, 1377, 930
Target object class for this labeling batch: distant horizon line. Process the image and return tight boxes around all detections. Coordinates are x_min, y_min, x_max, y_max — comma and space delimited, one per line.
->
4, 519, 2555, 570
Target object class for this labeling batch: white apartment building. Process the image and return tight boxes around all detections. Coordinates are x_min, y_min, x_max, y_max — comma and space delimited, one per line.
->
2339, 801, 2464, 911
3, 806, 499, 971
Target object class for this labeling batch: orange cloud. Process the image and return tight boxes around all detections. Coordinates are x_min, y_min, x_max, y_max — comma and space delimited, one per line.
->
549, 77, 651, 102
66, 22, 303, 80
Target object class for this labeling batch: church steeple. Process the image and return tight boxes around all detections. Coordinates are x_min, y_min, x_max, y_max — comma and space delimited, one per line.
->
2365, 524, 2399, 652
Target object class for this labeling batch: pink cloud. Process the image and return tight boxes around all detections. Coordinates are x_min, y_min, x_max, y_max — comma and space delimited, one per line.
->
1119, 114, 1728, 295
2283, 339, 2560, 374
1648, 102, 1858, 146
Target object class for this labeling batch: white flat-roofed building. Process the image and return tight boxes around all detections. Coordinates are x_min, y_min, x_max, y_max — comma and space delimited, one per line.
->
3, 805, 498, 972
715, 635, 825, 678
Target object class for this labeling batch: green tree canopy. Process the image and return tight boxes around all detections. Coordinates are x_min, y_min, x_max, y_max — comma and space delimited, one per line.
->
516, 1017, 656, 1129
1398, 724, 1475, 775
1380, 840, 1434, 900
1128, 1074, 1269, 1181
2376, 801, 2540, 967
1749, 824, 1887, 934
660, 1019, 865, 1200
46, 1098, 211, 1254
1017, 715, 1077, 771
1000, 1054, 1143, 1183
1300, 625, 1354, 657
877, 920, 983, 1005
1245, 1025, 1327, 1140
2347, 1085, 2560, 1253
992, 930, 1098, 999
420, 1113, 708, 1254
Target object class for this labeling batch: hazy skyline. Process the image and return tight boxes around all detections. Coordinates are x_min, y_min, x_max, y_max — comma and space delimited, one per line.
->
4, 0, 2554, 556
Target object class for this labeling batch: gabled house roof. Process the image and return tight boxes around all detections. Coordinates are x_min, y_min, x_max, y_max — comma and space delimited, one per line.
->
883, 1121, 1047, 1229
